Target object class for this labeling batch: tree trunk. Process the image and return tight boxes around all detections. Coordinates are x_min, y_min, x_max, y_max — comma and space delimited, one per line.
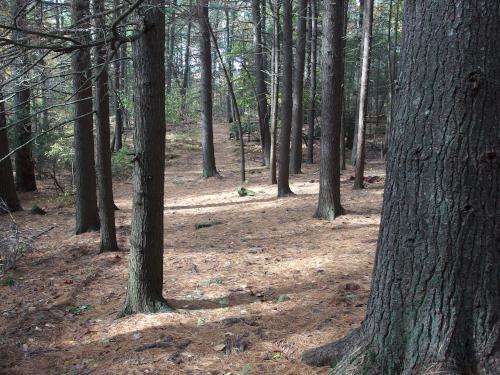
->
339, 0, 349, 170
0, 89, 21, 213
11, 0, 36, 192
121, 0, 172, 316
277, 0, 293, 196
353, 0, 373, 189
289, 0, 308, 174
165, 0, 177, 94
252, 0, 271, 167
306, 0, 317, 165
269, 0, 280, 185
224, 7, 233, 124
197, 0, 218, 178
94, 0, 118, 253
314, 0, 345, 220
303, 1, 500, 373
351, 0, 364, 166
180, 8, 192, 115
71, 0, 99, 234
113, 0, 123, 152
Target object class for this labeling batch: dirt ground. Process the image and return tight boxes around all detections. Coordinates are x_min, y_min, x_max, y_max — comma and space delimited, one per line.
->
0, 123, 385, 375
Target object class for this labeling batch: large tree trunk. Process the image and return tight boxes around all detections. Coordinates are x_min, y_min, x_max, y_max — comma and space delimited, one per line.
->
252, 0, 271, 167
11, 0, 36, 192
0, 89, 21, 213
289, 0, 308, 174
306, 0, 317, 165
94, 0, 118, 253
339, 0, 349, 170
303, 1, 500, 373
277, 0, 293, 196
197, 0, 218, 178
353, 0, 373, 189
314, 0, 345, 220
71, 0, 99, 234
121, 0, 171, 316
269, 0, 280, 185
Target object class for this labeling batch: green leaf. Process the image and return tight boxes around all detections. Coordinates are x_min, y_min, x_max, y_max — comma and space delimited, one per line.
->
237, 187, 256, 197
218, 298, 230, 307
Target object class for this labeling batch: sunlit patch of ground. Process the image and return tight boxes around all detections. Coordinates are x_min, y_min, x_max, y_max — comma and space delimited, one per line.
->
0, 123, 385, 375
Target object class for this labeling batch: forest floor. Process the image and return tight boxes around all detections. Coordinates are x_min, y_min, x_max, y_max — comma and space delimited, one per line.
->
0, 122, 385, 375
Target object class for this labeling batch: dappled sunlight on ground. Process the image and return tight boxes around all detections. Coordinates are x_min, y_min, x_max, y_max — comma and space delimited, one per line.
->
0, 123, 385, 374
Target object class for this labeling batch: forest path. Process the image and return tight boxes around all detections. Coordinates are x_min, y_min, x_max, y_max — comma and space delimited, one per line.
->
0, 122, 385, 375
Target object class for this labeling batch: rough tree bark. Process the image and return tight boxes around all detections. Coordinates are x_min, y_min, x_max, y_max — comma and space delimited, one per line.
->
0, 88, 21, 213
94, 0, 118, 252
277, 0, 293, 196
197, 0, 218, 178
121, 0, 172, 315
314, 0, 345, 220
306, 0, 317, 165
224, 7, 233, 124
71, 0, 100, 234
353, 0, 373, 189
303, 1, 500, 373
289, 0, 308, 174
351, 0, 364, 166
252, 0, 271, 166
11, 0, 36, 192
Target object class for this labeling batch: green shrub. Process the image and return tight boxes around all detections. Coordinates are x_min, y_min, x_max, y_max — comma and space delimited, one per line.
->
112, 147, 133, 180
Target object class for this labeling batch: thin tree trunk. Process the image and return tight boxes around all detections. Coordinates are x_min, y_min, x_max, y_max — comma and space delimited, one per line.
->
314, 0, 345, 220
289, 0, 308, 174
269, 0, 280, 185
11, 0, 36, 192
353, 0, 373, 189
303, 1, 500, 373
339, 0, 349, 170
180, 15, 192, 114
306, 0, 317, 164
277, 0, 293, 196
94, 0, 118, 252
0, 87, 21, 213
113, 0, 123, 152
121, 0, 171, 316
351, 0, 364, 165
207, 18, 246, 182
165, 0, 177, 94
224, 7, 233, 123
197, 0, 218, 178
252, 0, 271, 166
71, 0, 99, 234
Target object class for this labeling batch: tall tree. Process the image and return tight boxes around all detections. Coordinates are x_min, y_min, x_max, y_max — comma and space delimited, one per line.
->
0, 88, 21, 213
165, 0, 177, 94
94, 0, 118, 252
277, 0, 293, 196
113, 0, 123, 152
121, 0, 171, 315
303, 0, 500, 373
180, 18, 192, 114
197, 0, 218, 178
314, 0, 345, 220
269, 0, 280, 185
11, 0, 37, 192
306, 0, 317, 165
223, 6, 233, 124
71, 0, 100, 234
252, 0, 271, 166
353, 0, 373, 189
289, 0, 308, 174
